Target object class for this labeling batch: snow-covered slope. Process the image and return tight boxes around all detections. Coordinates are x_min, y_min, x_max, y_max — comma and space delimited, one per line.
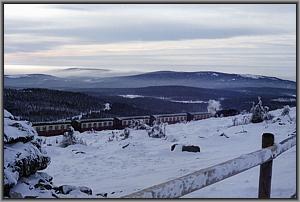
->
43, 107, 296, 198
3, 110, 96, 198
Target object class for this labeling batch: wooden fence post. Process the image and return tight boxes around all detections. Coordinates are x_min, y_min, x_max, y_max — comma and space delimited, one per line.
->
258, 133, 274, 198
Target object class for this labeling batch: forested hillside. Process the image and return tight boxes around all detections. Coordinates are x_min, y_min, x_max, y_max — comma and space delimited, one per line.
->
4, 88, 106, 121
4, 86, 296, 122
4, 88, 157, 122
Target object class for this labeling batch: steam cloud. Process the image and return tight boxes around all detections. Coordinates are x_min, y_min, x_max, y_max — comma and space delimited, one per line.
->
207, 100, 221, 115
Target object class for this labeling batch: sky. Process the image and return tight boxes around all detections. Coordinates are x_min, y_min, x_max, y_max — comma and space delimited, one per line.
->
4, 4, 297, 80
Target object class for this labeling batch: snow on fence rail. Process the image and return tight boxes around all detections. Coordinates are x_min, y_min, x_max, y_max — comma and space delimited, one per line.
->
122, 134, 296, 198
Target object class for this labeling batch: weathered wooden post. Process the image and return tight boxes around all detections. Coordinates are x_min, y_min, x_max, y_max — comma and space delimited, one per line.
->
258, 133, 274, 198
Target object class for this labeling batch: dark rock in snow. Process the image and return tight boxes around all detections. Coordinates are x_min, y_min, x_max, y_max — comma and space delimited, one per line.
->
57, 185, 78, 194
171, 144, 201, 153
220, 133, 229, 138
122, 143, 130, 149
171, 144, 177, 151
75, 151, 86, 154
4, 142, 50, 182
96, 193, 108, 197
182, 145, 201, 153
9, 172, 55, 198
79, 186, 93, 195
55, 185, 92, 196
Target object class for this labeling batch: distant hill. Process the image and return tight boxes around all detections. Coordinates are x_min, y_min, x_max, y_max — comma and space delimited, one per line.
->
4, 71, 296, 89
4, 74, 79, 89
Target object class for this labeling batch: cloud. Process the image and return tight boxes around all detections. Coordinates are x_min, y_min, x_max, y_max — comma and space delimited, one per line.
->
5, 34, 295, 76
3, 4, 296, 81
5, 4, 296, 41
59, 67, 110, 72
4, 33, 77, 53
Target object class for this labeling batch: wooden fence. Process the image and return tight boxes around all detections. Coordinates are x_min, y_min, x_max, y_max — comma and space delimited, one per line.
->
122, 133, 296, 198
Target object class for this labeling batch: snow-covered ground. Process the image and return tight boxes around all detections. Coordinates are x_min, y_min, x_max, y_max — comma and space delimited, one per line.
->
42, 107, 296, 198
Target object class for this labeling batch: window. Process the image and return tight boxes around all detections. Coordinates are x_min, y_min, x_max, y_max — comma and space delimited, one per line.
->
98, 122, 102, 127
36, 127, 40, 131
88, 123, 92, 128
104, 122, 107, 126
93, 123, 97, 127
61, 125, 65, 130
109, 121, 113, 126
48, 126, 53, 131
42, 126, 46, 131
55, 125, 59, 130
82, 124, 86, 128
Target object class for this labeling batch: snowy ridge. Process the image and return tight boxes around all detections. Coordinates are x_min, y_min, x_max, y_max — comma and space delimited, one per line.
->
5, 75, 29, 79
119, 94, 145, 98
239, 74, 265, 79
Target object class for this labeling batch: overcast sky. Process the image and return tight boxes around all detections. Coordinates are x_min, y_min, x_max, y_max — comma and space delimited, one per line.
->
4, 4, 296, 80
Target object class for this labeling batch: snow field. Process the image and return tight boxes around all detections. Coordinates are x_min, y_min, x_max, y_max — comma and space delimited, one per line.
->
42, 107, 296, 198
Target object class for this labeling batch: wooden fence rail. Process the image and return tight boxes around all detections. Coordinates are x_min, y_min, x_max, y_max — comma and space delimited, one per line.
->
122, 134, 296, 198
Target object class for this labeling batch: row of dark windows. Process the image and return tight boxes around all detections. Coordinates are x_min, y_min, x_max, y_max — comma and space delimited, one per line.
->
82, 121, 113, 128
122, 119, 150, 125
35, 124, 71, 131
157, 116, 186, 122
